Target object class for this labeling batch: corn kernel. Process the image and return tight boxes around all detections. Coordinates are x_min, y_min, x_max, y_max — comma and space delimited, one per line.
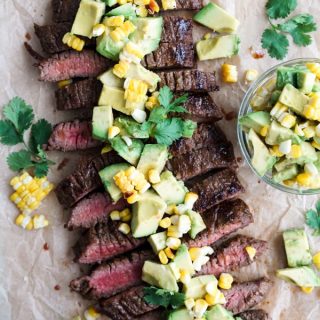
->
281, 114, 296, 129
10, 176, 20, 187
294, 124, 305, 136
167, 230, 182, 238
221, 64, 238, 83
118, 0, 127, 4
84, 306, 101, 320
166, 237, 181, 250
245, 246, 256, 261
283, 179, 296, 187
189, 248, 202, 261
110, 210, 121, 221
148, 169, 161, 184
205, 290, 226, 306
288, 145, 302, 159
245, 69, 259, 83
106, 16, 125, 27
203, 33, 212, 40
136, 5, 148, 17
15, 214, 25, 226
306, 63, 320, 79
177, 215, 191, 234
33, 214, 49, 229
270, 145, 284, 157
160, 217, 172, 229
108, 126, 121, 139
312, 141, 320, 150
185, 298, 195, 310
26, 220, 34, 231
148, 0, 160, 13
184, 192, 199, 209
101, 144, 112, 154
193, 255, 210, 272
110, 28, 126, 42
118, 223, 131, 235
124, 42, 144, 59
127, 192, 141, 204
164, 247, 175, 259
303, 126, 315, 139
161, 0, 176, 10
260, 125, 269, 137
92, 23, 106, 37
159, 250, 169, 264
166, 204, 178, 215
301, 286, 314, 294
296, 172, 313, 187
180, 269, 191, 284
205, 281, 217, 296
218, 273, 234, 290
205, 294, 216, 306
121, 21, 136, 36
270, 102, 288, 118
194, 299, 208, 318
313, 252, 320, 269
58, 79, 73, 88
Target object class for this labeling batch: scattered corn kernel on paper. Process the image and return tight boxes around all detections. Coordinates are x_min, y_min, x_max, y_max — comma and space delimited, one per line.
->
1, 0, 320, 319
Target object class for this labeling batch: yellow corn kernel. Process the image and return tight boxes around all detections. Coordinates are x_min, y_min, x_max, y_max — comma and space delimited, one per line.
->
145, 95, 159, 110
296, 172, 312, 187
108, 126, 121, 139
280, 114, 296, 129
245, 246, 256, 261
167, 230, 182, 238
260, 125, 269, 137
205, 290, 226, 306
10, 193, 21, 204
245, 69, 259, 83
101, 144, 112, 154
301, 287, 314, 294
10, 176, 20, 187
110, 210, 121, 221
303, 105, 316, 120
33, 214, 49, 229
221, 64, 238, 83
165, 204, 178, 215
127, 192, 141, 204
29, 201, 40, 210
121, 20, 136, 36
294, 124, 305, 136
118, 0, 128, 4
205, 294, 216, 306
15, 214, 25, 226
110, 28, 126, 42
283, 179, 296, 187
134, 0, 150, 4
84, 306, 101, 320
303, 126, 315, 139
113, 60, 129, 78
306, 63, 320, 79
184, 298, 195, 310
270, 145, 284, 157
148, 169, 161, 184
312, 141, 320, 150
184, 192, 199, 208
270, 102, 288, 118
189, 247, 202, 261
288, 145, 302, 159
92, 23, 106, 37
313, 252, 320, 269
26, 220, 34, 231
62, 32, 72, 44
205, 281, 217, 296
160, 217, 172, 229
135, 181, 151, 193
164, 247, 175, 260
58, 79, 73, 88
159, 250, 169, 264
166, 237, 181, 250
203, 33, 212, 40
118, 223, 131, 235
149, 0, 160, 13
136, 5, 148, 17
161, 0, 176, 10
180, 269, 191, 284
218, 273, 234, 290
194, 299, 209, 318
124, 42, 144, 59
106, 16, 125, 27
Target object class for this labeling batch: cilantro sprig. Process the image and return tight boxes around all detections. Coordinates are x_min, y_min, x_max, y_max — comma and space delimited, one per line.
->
143, 286, 185, 309
0, 97, 54, 177
261, 0, 317, 60
305, 200, 320, 236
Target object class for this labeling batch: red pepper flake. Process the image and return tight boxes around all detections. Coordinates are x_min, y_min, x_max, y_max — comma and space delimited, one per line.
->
250, 47, 265, 59
25, 32, 31, 41
43, 243, 49, 251
57, 157, 70, 171
54, 285, 61, 291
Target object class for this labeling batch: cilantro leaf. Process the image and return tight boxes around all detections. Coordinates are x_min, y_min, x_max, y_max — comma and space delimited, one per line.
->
316, 200, 320, 214
152, 118, 184, 146
266, 0, 297, 19
0, 120, 23, 145
167, 94, 188, 113
148, 107, 167, 123
29, 119, 52, 152
261, 29, 289, 60
158, 86, 174, 109
305, 209, 320, 236
7, 150, 33, 172
34, 162, 49, 178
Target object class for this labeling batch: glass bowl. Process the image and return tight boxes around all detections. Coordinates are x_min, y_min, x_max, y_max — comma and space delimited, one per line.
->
237, 58, 320, 195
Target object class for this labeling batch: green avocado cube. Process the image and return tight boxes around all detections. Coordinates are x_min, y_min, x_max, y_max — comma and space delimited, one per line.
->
148, 231, 167, 254
92, 106, 113, 141
186, 210, 206, 239
183, 275, 217, 299
277, 266, 320, 287
206, 305, 235, 320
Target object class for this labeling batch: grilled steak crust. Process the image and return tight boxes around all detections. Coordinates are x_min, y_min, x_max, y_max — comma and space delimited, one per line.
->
52, 0, 80, 23
161, 16, 193, 44
237, 309, 271, 320
47, 119, 101, 151
38, 50, 112, 82
55, 151, 122, 207
191, 169, 245, 213
67, 192, 127, 229
70, 250, 153, 299
223, 278, 272, 314
55, 78, 102, 111
175, 0, 202, 10
158, 70, 219, 93
199, 235, 268, 277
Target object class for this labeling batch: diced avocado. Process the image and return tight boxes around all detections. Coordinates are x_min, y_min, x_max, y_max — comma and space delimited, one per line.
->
99, 163, 130, 201
106, 3, 136, 18
277, 266, 320, 287
99, 86, 127, 114
314, 152, 320, 170
110, 136, 144, 166
183, 275, 218, 299
196, 35, 240, 61
130, 17, 163, 55
148, 231, 167, 254
92, 106, 113, 141
173, 244, 195, 275
248, 129, 276, 176
273, 165, 298, 184
114, 116, 149, 139
276, 66, 298, 90
152, 171, 188, 205
96, 29, 126, 60
283, 228, 312, 267
98, 69, 124, 88
137, 144, 168, 177
206, 305, 235, 320
71, 0, 106, 38
279, 84, 309, 116
186, 210, 206, 239
105, 0, 117, 6
265, 121, 301, 145
312, 80, 320, 92
297, 71, 316, 94
131, 190, 167, 238
168, 308, 193, 320
142, 261, 178, 292
193, 3, 239, 33
250, 78, 276, 111
270, 90, 282, 106
239, 111, 271, 134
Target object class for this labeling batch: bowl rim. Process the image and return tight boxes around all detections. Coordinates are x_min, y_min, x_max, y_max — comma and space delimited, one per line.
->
237, 57, 320, 195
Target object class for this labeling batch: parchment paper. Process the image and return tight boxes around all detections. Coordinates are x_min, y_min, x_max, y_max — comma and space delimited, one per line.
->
1, 0, 320, 319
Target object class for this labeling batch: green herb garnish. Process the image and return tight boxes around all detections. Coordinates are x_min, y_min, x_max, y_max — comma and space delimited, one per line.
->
261, 0, 317, 60
305, 200, 320, 236
0, 97, 54, 177
143, 286, 185, 309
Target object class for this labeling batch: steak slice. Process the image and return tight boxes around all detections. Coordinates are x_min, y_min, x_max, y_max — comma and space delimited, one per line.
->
142, 43, 195, 70
237, 309, 271, 320
191, 169, 245, 213
38, 50, 111, 82
52, 0, 80, 23
67, 192, 127, 229
70, 250, 153, 299
168, 142, 236, 181
46, 119, 101, 151
55, 151, 122, 208
223, 278, 272, 314
161, 16, 193, 44
175, 0, 203, 10
199, 235, 268, 277
55, 78, 102, 111
158, 70, 219, 93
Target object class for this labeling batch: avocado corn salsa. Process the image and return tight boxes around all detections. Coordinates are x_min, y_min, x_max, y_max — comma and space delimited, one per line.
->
240, 62, 320, 189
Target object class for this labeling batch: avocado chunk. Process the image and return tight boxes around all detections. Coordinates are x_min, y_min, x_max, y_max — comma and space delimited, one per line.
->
186, 210, 206, 239
239, 111, 271, 134
106, 3, 136, 18
99, 86, 127, 113
152, 171, 188, 205
313, 80, 320, 92
276, 66, 298, 90
183, 275, 218, 299
283, 228, 312, 267
273, 164, 298, 184
110, 136, 144, 166
131, 190, 167, 238
142, 261, 178, 292
270, 90, 282, 106
168, 308, 193, 320
148, 231, 167, 254
279, 84, 309, 116
297, 71, 316, 94
114, 116, 149, 139
71, 0, 106, 38
98, 69, 124, 88
248, 129, 276, 176
130, 17, 163, 55
173, 244, 195, 275
92, 106, 113, 141
277, 266, 320, 287
250, 78, 276, 111
196, 35, 240, 61
99, 163, 130, 202
105, 0, 117, 6
137, 144, 168, 177
193, 3, 239, 33
265, 120, 301, 145
206, 305, 235, 320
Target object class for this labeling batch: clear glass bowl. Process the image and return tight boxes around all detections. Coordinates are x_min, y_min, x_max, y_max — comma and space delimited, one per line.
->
237, 58, 320, 195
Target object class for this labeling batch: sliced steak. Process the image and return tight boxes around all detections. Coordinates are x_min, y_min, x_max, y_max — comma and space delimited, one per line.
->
191, 169, 245, 213
46, 119, 101, 151
55, 151, 122, 208
70, 250, 153, 299
55, 78, 102, 111
52, 0, 80, 23
161, 16, 193, 44
175, 0, 203, 10
199, 235, 268, 277
237, 309, 271, 320
67, 192, 127, 229
38, 50, 111, 82
223, 278, 272, 314
142, 43, 195, 70
158, 69, 219, 93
